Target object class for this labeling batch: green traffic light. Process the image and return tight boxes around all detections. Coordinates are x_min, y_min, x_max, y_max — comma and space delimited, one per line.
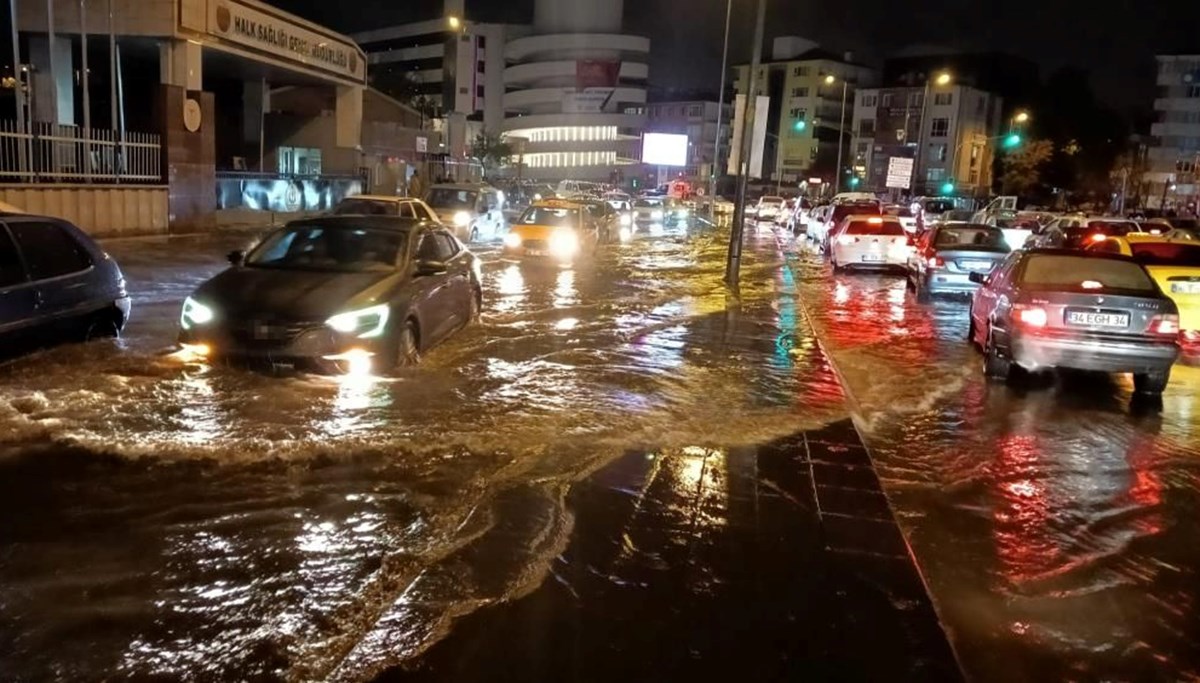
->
940, 181, 954, 195
848, 177, 860, 188
793, 120, 806, 131
1003, 133, 1021, 148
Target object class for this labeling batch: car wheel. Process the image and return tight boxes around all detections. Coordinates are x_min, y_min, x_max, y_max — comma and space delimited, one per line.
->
83, 309, 123, 341
831, 257, 843, 273
1133, 368, 1171, 395
392, 319, 421, 370
983, 333, 1011, 380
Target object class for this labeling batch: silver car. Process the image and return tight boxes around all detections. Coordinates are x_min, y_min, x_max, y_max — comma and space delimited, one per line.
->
907, 223, 1010, 300
968, 249, 1180, 395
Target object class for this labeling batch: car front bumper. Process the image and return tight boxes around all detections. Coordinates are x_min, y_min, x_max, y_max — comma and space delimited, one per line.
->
1011, 332, 1179, 373
179, 325, 389, 364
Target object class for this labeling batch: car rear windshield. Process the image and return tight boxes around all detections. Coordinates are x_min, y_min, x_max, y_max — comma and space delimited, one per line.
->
332, 199, 398, 216
1081, 221, 1138, 235
1020, 255, 1155, 292
886, 206, 915, 217
1129, 242, 1200, 267
518, 207, 580, 227
845, 220, 905, 235
247, 225, 406, 272
933, 226, 1008, 249
634, 199, 660, 207
833, 203, 882, 222
426, 188, 477, 209
760, 196, 784, 204
922, 199, 955, 214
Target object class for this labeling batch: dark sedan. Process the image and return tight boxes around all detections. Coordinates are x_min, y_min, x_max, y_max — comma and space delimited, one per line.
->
1, 213, 130, 351
968, 249, 1179, 395
178, 216, 481, 375
907, 223, 1010, 301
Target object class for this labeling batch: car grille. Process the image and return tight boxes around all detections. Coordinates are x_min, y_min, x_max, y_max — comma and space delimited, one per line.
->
523, 239, 549, 250
225, 320, 312, 349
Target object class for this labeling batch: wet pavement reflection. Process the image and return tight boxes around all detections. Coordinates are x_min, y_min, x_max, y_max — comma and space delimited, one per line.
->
777, 228, 1200, 681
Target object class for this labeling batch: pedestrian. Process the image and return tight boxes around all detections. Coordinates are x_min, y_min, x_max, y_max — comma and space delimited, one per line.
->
409, 170, 425, 199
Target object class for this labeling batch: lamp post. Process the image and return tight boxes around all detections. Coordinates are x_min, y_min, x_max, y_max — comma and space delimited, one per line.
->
913, 71, 951, 194
725, 0, 768, 288
708, 0, 733, 205
824, 74, 849, 193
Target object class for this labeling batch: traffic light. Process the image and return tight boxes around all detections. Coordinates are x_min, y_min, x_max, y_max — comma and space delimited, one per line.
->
940, 181, 954, 195
848, 176, 861, 188
793, 119, 806, 132
1003, 133, 1022, 149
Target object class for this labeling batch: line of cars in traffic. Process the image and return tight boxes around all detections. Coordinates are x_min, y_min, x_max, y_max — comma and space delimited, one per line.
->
771, 192, 1199, 397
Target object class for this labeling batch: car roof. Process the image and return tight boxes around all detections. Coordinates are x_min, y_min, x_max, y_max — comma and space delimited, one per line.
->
341, 195, 418, 203
531, 198, 584, 209
287, 215, 431, 232
1123, 234, 1192, 244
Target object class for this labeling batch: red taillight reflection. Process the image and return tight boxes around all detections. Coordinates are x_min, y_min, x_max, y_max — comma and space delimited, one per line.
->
1090, 233, 1107, 243
928, 256, 944, 268
1150, 314, 1180, 335
1016, 306, 1048, 327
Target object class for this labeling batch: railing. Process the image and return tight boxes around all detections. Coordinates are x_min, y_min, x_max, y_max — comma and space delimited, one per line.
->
0, 120, 162, 184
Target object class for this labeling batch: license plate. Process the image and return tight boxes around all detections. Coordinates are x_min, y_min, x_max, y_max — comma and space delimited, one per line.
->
526, 249, 548, 257
1171, 282, 1200, 294
961, 260, 992, 271
1066, 310, 1129, 328
861, 254, 885, 263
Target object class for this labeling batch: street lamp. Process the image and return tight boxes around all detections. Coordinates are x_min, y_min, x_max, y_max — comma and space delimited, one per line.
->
823, 74, 851, 193
935, 72, 952, 86
1014, 110, 1030, 124
708, 0, 734, 204
914, 70, 952, 194
447, 15, 462, 30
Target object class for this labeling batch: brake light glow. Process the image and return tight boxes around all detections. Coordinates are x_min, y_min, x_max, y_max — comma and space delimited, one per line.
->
867, 217, 883, 224
1090, 233, 1107, 243
1016, 306, 1048, 328
1150, 314, 1180, 335
1081, 280, 1103, 290
928, 256, 944, 268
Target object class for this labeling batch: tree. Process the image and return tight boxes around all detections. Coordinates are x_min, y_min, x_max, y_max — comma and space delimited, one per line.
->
1000, 139, 1055, 196
470, 130, 513, 176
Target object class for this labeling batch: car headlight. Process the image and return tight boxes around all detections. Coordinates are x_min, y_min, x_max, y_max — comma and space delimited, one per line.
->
549, 230, 580, 258
620, 214, 632, 226
652, 210, 664, 220
180, 296, 214, 329
680, 208, 690, 217
504, 232, 522, 248
619, 226, 633, 242
453, 211, 471, 227
326, 303, 390, 339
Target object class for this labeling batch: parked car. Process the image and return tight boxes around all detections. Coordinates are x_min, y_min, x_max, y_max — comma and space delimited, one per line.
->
753, 196, 786, 221
907, 223, 1010, 301
424, 183, 506, 242
968, 249, 1179, 394
503, 199, 602, 264
1027, 216, 1143, 250
828, 215, 910, 272
331, 195, 439, 221
177, 216, 480, 374
632, 197, 665, 224
576, 198, 624, 242
1, 214, 131, 350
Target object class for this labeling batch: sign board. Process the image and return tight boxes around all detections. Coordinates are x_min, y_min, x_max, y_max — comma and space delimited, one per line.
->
886, 156, 914, 189
727, 94, 769, 178
210, 0, 365, 82
415, 136, 428, 153
642, 133, 688, 166
564, 89, 616, 114
808, 177, 823, 184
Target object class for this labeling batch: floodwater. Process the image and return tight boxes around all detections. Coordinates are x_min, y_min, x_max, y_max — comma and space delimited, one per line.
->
0, 219, 851, 681
776, 230, 1200, 682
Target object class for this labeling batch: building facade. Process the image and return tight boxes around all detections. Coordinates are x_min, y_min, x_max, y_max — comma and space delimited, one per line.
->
643, 100, 732, 180
1149, 54, 1200, 206
732, 38, 877, 186
849, 84, 1004, 197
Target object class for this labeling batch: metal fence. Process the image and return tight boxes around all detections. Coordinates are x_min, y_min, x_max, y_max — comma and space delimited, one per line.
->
0, 120, 162, 184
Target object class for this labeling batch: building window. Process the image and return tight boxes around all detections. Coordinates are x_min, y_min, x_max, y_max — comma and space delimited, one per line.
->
934, 92, 952, 106
969, 169, 979, 184
689, 105, 702, 117
476, 85, 484, 98
970, 144, 981, 167
459, 86, 468, 94
1188, 85, 1200, 98
858, 119, 875, 136
933, 143, 947, 161
881, 93, 893, 108
793, 66, 810, 77
810, 145, 819, 160
477, 61, 485, 73
909, 92, 923, 107
857, 142, 869, 155
478, 36, 487, 48
926, 167, 944, 181
861, 94, 877, 107
789, 107, 807, 120
1177, 160, 1195, 173
793, 87, 809, 98
930, 117, 950, 137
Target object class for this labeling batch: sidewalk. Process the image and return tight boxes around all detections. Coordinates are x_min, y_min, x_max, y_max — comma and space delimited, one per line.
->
373, 418, 962, 682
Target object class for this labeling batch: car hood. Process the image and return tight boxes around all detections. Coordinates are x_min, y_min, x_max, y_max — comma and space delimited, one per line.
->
192, 267, 395, 322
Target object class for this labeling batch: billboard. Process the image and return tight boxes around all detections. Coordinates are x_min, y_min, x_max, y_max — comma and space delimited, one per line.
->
726, 94, 770, 178
641, 133, 689, 167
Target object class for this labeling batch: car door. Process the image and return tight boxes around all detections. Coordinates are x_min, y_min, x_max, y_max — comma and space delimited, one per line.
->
0, 223, 38, 338
973, 253, 1019, 341
6, 218, 97, 336
484, 190, 502, 236
435, 230, 473, 325
412, 229, 459, 343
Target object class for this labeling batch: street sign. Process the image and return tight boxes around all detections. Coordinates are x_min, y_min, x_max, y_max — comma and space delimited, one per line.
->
415, 136, 428, 153
886, 156, 914, 190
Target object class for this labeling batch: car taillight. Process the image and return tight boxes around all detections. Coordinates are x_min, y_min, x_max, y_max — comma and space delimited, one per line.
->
1090, 233, 1106, 243
928, 256, 944, 268
837, 235, 855, 245
1015, 305, 1048, 328
1150, 314, 1180, 335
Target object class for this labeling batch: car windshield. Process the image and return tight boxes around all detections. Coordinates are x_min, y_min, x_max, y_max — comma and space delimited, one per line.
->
1020, 255, 1156, 292
1129, 242, 1200, 267
426, 188, 477, 209
331, 199, 398, 216
760, 196, 784, 205
833, 203, 881, 222
519, 207, 580, 228
934, 226, 1009, 249
247, 225, 406, 272
845, 220, 904, 235
922, 199, 955, 214
634, 199, 661, 207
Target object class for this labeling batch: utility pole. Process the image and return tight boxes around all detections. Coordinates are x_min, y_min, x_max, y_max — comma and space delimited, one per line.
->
725, 0, 768, 288
708, 0, 732, 204
833, 79, 848, 193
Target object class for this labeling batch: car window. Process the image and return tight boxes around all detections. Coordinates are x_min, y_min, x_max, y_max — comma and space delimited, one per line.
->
398, 202, 417, 219
845, 220, 905, 235
426, 188, 477, 210
933, 226, 1007, 249
8, 221, 92, 280
991, 253, 1022, 289
1020, 255, 1156, 292
436, 232, 460, 258
1087, 239, 1123, 254
247, 225, 406, 272
518, 207, 580, 227
417, 232, 455, 262
0, 226, 28, 288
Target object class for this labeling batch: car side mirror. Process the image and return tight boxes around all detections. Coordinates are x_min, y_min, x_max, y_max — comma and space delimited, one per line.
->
968, 271, 988, 285
227, 250, 245, 266
415, 260, 448, 276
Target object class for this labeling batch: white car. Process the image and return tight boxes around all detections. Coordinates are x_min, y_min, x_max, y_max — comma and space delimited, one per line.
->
806, 205, 833, 243
632, 197, 665, 223
886, 205, 919, 233
331, 195, 439, 221
831, 191, 878, 204
754, 196, 786, 221
828, 215, 911, 272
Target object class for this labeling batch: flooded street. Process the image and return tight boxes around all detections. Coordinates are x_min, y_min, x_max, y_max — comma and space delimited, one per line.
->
777, 228, 1200, 681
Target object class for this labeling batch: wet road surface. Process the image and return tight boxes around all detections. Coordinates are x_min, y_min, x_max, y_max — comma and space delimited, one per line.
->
0, 220, 890, 680
774, 225, 1200, 682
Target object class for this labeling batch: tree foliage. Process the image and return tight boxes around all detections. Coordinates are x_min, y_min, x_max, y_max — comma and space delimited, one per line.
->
1000, 139, 1055, 196
470, 131, 513, 175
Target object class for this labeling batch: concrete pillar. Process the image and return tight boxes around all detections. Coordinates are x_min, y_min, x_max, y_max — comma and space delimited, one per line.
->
159, 39, 202, 90
243, 79, 269, 164
28, 35, 74, 125
335, 85, 363, 149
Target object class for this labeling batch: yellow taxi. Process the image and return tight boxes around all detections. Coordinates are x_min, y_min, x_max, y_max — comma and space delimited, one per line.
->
1088, 234, 1200, 342
503, 199, 601, 263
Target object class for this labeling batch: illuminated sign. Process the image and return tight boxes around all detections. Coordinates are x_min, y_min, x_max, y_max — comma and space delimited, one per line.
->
210, 0, 365, 82
642, 133, 688, 167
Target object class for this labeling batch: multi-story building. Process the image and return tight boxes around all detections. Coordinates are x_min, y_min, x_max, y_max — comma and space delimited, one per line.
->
732, 38, 878, 186
1149, 54, 1200, 206
643, 100, 732, 179
501, 0, 650, 181
849, 84, 1004, 197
